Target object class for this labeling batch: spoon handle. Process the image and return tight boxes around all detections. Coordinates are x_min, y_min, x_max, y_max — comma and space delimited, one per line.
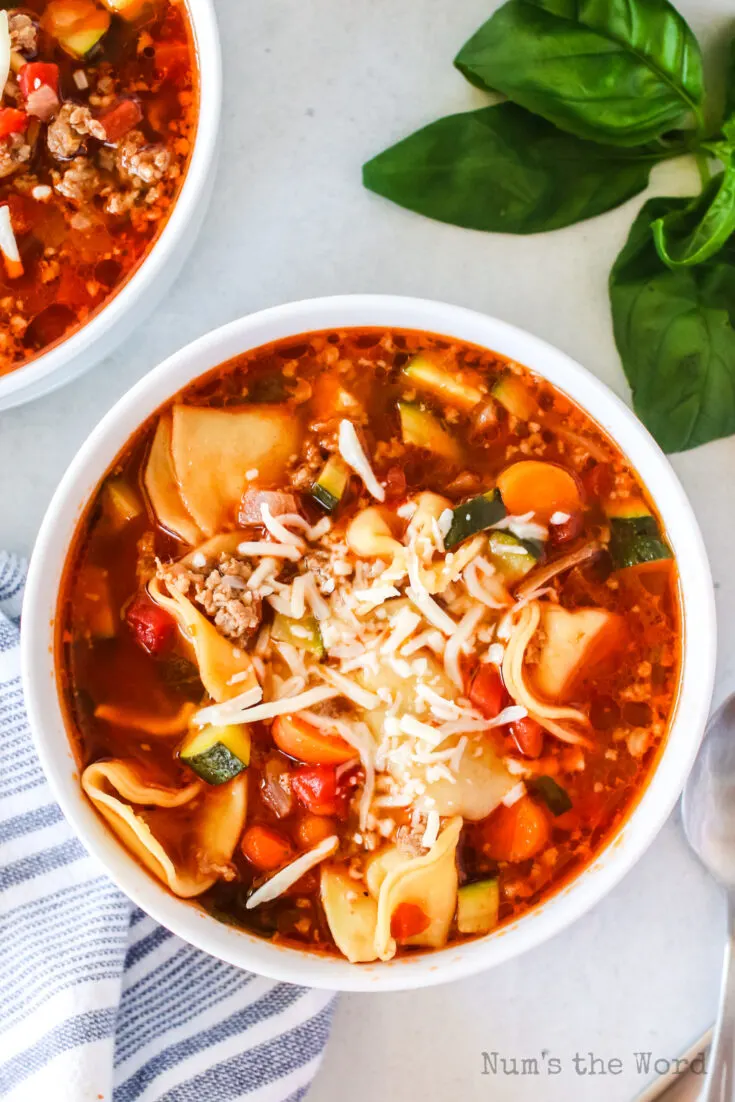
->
702, 895, 735, 1102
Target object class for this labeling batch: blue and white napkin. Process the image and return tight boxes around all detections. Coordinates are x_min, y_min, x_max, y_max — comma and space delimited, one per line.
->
0, 552, 336, 1102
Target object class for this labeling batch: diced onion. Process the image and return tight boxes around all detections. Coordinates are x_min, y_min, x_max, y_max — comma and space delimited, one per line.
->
245, 835, 339, 909
338, 420, 385, 502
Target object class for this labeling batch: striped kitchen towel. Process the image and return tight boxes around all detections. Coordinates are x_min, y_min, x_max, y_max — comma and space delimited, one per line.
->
0, 552, 336, 1102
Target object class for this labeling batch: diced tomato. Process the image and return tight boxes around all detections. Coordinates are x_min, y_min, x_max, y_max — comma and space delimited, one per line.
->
125, 596, 176, 655
469, 665, 505, 719
391, 902, 430, 940
19, 63, 60, 99
509, 716, 544, 759
154, 42, 190, 80
241, 824, 293, 872
98, 98, 143, 143
0, 109, 28, 138
482, 796, 550, 863
582, 462, 614, 502
291, 765, 347, 817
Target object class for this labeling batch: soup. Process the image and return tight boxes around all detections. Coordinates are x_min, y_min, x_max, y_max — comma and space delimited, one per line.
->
0, 0, 196, 376
58, 328, 680, 964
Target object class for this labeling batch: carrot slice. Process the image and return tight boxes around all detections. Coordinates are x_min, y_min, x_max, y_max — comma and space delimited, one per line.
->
482, 796, 550, 863
391, 902, 430, 939
272, 714, 355, 765
241, 825, 293, 871
294, 813, 337, 849
497, 461, 582, 523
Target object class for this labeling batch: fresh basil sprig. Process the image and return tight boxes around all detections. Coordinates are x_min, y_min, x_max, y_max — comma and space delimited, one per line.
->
610, 196, 735, 452
363, 104, 660, 234
453, 0, 705, 148
363, 2, 735, 453
652, 155, 735, 269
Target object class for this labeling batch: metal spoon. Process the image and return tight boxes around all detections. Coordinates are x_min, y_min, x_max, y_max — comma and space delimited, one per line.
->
682, 693, 735, 1101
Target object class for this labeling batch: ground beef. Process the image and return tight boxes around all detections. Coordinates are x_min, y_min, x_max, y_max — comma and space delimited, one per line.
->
302, 549, 336, 595
0, 133, 31, 179
160, 557, 263, 647
289, 433, 337, 491
116, 131, 171, 186
8, 11, 37, 55
54, 160, 102, 204
47, 104, 105, 161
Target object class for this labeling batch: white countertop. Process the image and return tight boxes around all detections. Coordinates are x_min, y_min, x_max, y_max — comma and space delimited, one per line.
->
2, 1, 733, 1098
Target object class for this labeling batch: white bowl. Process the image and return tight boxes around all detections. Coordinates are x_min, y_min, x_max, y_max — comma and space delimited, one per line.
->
0, 1, 221, 412
22, 295, 716, 992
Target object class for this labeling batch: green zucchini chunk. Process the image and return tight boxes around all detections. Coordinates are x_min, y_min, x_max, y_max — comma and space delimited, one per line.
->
444, 488, 506, 549
312, 455, 350, 512
528, 776, 572, 817
457, 879, 500, 935
180, 723, 251, 785
609, 514, 672, 570
271, 611, 325, 658
402, 354, 482, 410
487, 530, 542, 581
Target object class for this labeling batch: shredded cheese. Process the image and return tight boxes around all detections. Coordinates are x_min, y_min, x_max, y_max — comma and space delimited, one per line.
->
245, 835, 339, 909
193, 684, 337, 728
338, 420, 385, 502
421, 809, 441, 848
318, 667, 381, 710
0, 204, 22, 280
492, 512, 548, 542
444, 605, 485, 689
260, 504, 305, 548
237, 541, 301, 560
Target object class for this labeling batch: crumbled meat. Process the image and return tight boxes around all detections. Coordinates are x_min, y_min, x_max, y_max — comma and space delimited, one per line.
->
160, 557, 263, 647
3, 76, 21, 105
302, 549, 335, 595
135, 532, 157, 586
116, 130, 171, 186
47, 104, 106, 160
54, 160, 102, 204
289, 434, 336, 491
8, 12, 37, 55
396, 821, 428, 858
0, 133, 31, 179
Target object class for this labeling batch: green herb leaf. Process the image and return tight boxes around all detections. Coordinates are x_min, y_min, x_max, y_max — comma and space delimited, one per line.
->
363, 104, 658, 235
528, 776, 573, 816
652, 167, 735, 269
610, 196, 735, 452
454, 0, 704, 148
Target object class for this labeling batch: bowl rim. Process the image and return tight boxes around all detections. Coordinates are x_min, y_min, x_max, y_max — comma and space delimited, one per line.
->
0, 0, 221, 407
21, 294, 717, 992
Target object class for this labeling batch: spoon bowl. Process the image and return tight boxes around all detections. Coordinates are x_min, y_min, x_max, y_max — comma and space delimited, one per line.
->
682, 691, 735, 1100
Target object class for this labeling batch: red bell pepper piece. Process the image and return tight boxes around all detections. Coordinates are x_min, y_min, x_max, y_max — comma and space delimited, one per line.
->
126, 597, 176, 656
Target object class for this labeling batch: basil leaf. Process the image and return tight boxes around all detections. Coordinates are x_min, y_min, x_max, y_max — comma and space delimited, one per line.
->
454, 0, 704, 148
363, 104, 657, 235
652, 167, 735, 269
610, 196, 735, 452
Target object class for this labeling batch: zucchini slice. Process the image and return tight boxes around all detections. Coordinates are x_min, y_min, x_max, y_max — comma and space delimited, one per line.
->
457, 879, 500, 935
608, 513, 672, 571
180, 723, 251, 785
271, 611, 325, 658
312, 455, 350, 513
102, 477, 143, 531
402, 354, 483, 411
528, 776, 572, 816
491, 374, 536, 421
443, 489, 506, 550
486, 530, 542, 582
398, 402, 461, 463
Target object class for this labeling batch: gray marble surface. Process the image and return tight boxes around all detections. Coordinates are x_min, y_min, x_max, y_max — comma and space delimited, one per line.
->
2, 1, 734, 1098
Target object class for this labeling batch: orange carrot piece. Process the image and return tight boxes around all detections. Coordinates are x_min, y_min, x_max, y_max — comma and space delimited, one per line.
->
272, 714, 354, 765
497, 460, 582, 523
294, 813, 337, 850
241, 824, 293, 871
482, 796, 550, 863
391, 902, 430, 940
